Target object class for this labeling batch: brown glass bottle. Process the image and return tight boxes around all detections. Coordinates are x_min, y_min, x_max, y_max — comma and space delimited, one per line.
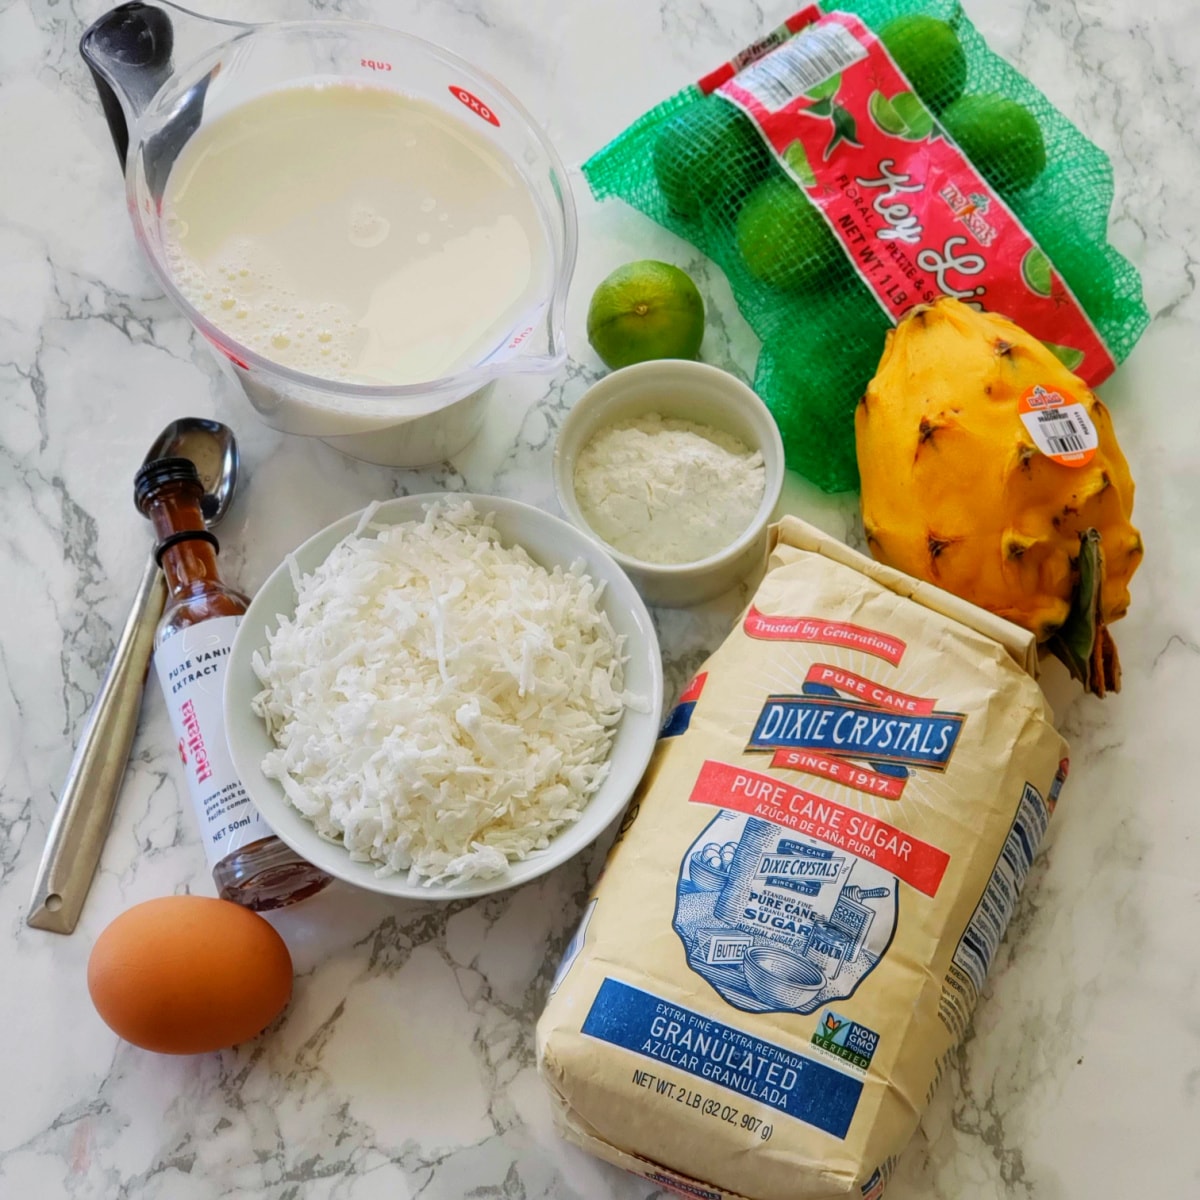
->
135, 457, 331, 910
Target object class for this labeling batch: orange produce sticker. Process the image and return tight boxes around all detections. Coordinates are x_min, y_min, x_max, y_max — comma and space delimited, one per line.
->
1018, 384, 1098, 467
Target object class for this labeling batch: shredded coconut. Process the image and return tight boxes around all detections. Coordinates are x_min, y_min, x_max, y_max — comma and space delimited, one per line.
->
572, 412, 766, 564
250, 500, 647, 885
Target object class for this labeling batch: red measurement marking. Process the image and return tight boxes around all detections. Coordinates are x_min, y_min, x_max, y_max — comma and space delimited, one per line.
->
201, 331, 248, 370
449, 85, 499, 126
360, 58, 392, 71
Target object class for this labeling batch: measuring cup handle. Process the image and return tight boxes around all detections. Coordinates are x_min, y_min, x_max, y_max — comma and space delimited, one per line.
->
80, 3, 176, 169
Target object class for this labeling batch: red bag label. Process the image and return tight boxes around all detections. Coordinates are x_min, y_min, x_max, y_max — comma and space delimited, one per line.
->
688, 760, 950, 897
803, 663, 934, 714
770, 748, 907, 799
698, 7, 820, 95
678, 671, 709, 706
744, 606, 906, 665
747, 694, 964, 772
756, 666, 963, 796
714, 9, 1115, 384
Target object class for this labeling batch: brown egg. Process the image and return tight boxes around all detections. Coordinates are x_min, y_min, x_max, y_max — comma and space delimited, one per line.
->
87, 895, 293, 1055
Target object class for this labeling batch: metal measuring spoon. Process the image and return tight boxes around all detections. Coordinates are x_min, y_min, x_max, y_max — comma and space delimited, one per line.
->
27, 419, 240, 934
146, 418, 238, 523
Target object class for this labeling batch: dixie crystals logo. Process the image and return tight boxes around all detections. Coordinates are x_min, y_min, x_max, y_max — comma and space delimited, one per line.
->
745, 664, 966, 797
748, 695, 964, 770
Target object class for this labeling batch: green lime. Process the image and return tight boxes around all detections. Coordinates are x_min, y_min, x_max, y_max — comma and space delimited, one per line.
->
892, 91, 934, 140
1021, 247, 1054, 297
783, 139, 816, 186
806, 73, 842, 103
941, 93, 1046, 195
587, 261, 705, 369
1020, 202, 1118, 317
736, 177, 839, 292
1041, 341, 1085, 372
652, 97, 771, 218
869, 91, 906, 137
878, 15, 967, 113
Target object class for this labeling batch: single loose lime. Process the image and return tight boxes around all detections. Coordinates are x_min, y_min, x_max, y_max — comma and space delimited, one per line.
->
587, 261, 705, 369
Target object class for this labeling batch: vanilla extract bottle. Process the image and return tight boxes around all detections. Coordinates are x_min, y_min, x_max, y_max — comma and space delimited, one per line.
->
135, 457, 331, 909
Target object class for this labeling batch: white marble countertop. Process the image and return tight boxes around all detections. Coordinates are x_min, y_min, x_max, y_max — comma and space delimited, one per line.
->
3, 0, 1198, 1196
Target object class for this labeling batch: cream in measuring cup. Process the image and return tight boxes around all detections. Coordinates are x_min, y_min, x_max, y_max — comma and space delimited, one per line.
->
161, 84, 549, 385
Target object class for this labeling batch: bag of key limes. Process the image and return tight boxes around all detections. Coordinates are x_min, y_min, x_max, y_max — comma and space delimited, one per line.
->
583, 1, 1149, 492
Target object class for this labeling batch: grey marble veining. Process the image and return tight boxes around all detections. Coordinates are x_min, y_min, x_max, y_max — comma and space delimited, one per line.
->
2, 0, 1198, 1197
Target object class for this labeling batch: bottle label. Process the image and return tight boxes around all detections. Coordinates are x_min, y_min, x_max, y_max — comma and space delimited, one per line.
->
154, 615, 274, 870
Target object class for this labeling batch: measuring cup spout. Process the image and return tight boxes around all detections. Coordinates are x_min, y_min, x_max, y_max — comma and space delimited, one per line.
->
491, 264, 573, 380
513, 173, 576, 376
533, 291, 570, 372
80, 2, 250, 170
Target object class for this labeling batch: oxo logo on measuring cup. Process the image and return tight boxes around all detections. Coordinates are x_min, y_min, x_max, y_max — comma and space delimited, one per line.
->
450, 85, 501, 126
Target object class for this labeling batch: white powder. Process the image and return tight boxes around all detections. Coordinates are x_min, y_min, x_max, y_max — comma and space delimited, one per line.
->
573, 413, 766, 564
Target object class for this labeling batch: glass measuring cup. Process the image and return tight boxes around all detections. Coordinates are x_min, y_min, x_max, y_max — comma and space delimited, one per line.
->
81, 2, 577, 466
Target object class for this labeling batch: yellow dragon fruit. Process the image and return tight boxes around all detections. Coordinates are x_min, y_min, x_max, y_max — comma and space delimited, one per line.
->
855, 297, 1142, 696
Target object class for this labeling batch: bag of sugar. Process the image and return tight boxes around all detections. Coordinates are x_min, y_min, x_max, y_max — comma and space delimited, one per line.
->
537, 517, 1068, 1200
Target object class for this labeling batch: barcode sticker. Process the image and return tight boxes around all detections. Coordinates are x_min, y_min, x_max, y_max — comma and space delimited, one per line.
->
1018, 384, 1099, 466
951, 782, 1050, 997
735, 23, 868, 112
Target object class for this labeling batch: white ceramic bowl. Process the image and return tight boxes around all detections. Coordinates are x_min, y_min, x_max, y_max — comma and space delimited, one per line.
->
224, 493, 664, 901
553, 360, 785, 607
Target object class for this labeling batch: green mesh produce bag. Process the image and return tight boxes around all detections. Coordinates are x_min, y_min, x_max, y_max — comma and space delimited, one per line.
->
583, 1, 1149, 492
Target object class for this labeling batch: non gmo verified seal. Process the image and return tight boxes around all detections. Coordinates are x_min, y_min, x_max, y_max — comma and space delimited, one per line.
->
811, 1009, 880, 1071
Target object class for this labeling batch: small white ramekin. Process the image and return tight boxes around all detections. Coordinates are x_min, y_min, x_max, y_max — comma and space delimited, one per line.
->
553, 360, 785, 607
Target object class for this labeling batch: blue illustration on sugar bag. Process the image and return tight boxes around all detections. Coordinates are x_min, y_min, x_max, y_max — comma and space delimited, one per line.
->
673, 813, 897, 1015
